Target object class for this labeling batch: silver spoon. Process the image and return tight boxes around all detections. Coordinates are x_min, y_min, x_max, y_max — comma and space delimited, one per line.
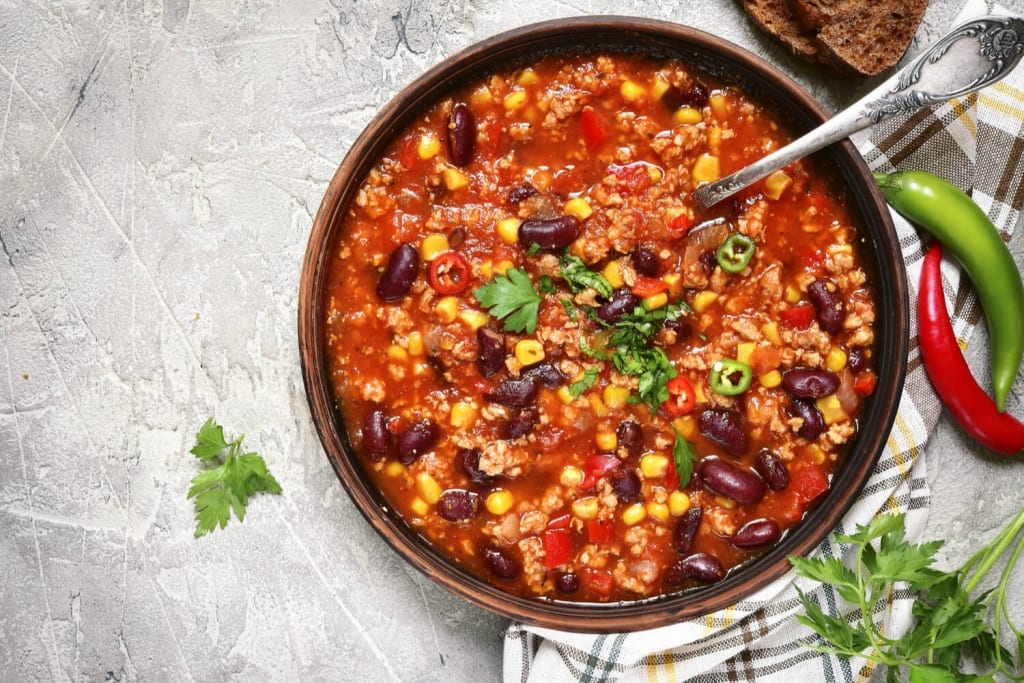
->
694, 15, 1024, 209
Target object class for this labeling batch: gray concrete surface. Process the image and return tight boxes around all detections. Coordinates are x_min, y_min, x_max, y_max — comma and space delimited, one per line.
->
2, 1, 1024, 681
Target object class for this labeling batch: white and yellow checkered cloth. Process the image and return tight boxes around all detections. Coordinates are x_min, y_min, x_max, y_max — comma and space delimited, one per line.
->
504, 1, 1024, 680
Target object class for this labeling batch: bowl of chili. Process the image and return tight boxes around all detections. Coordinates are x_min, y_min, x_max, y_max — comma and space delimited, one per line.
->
299, 16, 909, 631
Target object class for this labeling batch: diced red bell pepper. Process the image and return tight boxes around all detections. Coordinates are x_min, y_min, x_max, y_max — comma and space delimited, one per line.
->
631, 276, 669, 298
780, 304, 816, 329
398, 136, 419, 170
581, 454, 620, 490
670, 213, 693, 235
662, 375, 696, 418
854, 371, 877, 396
580, 567, 615, 598
580, 107, 609, 151
608, 162, 652, 196
800, 245, 825, 274
542, 528, 572, 569
792, 466, 829, 504
585, 519, 614, 544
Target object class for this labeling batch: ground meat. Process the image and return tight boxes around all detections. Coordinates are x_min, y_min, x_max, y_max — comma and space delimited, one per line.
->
479, 439, 535, 477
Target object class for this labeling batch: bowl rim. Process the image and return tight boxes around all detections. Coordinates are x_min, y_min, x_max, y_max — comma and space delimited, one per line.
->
298, 15, 909, 631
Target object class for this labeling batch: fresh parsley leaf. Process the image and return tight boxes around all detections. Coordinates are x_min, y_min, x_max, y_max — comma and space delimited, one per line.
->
671, 428, 696, 489
538, 274, 556, 294
187, 418, 282, 537
569, 367, 599, 398
559, 253, 613, 298
473, 268, 543, 334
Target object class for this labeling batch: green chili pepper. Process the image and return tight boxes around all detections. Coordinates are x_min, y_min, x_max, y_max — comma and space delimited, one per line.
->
716, 233, 756, 273
709, 358, 753, 395
875, 170, 1024, 412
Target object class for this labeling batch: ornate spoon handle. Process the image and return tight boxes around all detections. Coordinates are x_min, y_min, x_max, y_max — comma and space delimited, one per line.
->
694, 15, 1024, 209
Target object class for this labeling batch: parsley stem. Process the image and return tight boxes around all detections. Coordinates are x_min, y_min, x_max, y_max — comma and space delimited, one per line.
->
961, 507, 1024, 594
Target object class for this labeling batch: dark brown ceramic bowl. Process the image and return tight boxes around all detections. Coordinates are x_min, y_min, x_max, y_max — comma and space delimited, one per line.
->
299, 16, 908, 631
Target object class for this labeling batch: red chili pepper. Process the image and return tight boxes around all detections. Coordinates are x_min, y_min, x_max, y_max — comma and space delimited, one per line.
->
581, 454, 620, 490
662, 375, 696, 417
585, 519, 614, 544
780, 304, 816, 329
631, 276, 669, 298
580, 107, 608, 151
542, 528, 572, 569
918, 243, 1024, 455
427, 251, 472, 295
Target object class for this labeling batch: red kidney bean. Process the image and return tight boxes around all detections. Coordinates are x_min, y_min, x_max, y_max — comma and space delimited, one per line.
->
555, 572, 580, 594
505, 407, 539, 440
610, 469, 642, 503
518, 216, 579, 250
672, 507, 703, 554
522, 362, 567, 388
482, 546, 519, 579
447, 102, 476, 167
662, 81, 709, 111
847, 348, 867, 373
700, 457, 766, 504
616, 420, 644, 457
807, 278, 844, 333
732, 518, 781, 548
476, 327, 506, 377
698, 408, 749, 456
754, 449, 789, 491
698, 250, 718, 272
458, 447, 494, 486
782, 367, 840, 398
437, 489, 480, 521
508, 183, 537, 206
789, 398, 825, 439
485, 377, 539, 407
397, 419, 439, 465
376, 243, 419, 302
447, 226, 467, 249
663, 317, 692, 339
631, 247, 660, 277
361, 409, 390, 460
664, 553, 725, 585
596, 287, 639, 324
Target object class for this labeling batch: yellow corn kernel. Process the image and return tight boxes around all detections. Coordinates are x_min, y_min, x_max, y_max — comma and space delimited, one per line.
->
669, 491, 691, 516
603, 385, 631, 410
514, 339, 545, 366
443, 167, 469, 190
764, 170, 792, 200
762, 321, 781, 345
708, 126, 723, 154
589, 393, 609, 417
694, 382, 707, 404
805, 444, 827, 465
496, 216, 521, 244
647, 165, 664, 184
387, 345, 408, 362
646, 501, 670, 522
485, 490, 515, 515
419, 233, 450, 261
709, 92, 729, 118
815, 394, 846, 425
410, 497, 430, 517
493, 259, 514, 275
663, 272, 683, 296
595, 431, 617, 452
415, 472, 442, 505
384, 461, 405, 478
470, 85, 493, 108
640, 454, 670, 479
417, 133, 441, 160
650, 73, 671, 101
458, 310, 490, 331
603, 261, 625, 289
407, 331, 424, 356
759, 370, 783, 389
434, 296, 458, 323
672, 106, 703, 125
826, 347, 848, 372
644, 291, 668, 310
572, 497, 600, 521
620, 79, 647, 102
564, 196, 594, 221
556, 385, 575, 405
692, 153, 720, 184
715, 495, 737, 509
692, 290, 719, 313
622, 503, 647, 526
478, 260, 494, 280
503, 90, 527, 110
784, 285, 802, 304
673, 415, 697, 439
449, 402, 478, 429
735, 341, 756, 366
560, 465, 584, 488
517, 68, 538, 86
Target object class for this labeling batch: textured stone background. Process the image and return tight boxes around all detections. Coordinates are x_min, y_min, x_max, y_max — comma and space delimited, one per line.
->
2, 1, 1023, 681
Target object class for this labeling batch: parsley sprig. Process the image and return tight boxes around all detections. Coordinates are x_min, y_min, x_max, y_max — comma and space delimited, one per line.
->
791, 511, 1024, 681
187, 418, 283, 537
473, 268, 542, 334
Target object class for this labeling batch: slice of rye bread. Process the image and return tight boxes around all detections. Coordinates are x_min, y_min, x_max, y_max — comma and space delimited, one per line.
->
740, 0, 928, 76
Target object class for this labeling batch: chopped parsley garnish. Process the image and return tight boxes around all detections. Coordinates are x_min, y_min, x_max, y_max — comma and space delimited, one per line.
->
559, 253, 613, 298
569, 366, 600, 398
671, 428, 696, 489
473, 267, 543, 334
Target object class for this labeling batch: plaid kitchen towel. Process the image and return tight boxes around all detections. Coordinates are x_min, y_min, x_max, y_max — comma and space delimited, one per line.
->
503, 1, 1024, 680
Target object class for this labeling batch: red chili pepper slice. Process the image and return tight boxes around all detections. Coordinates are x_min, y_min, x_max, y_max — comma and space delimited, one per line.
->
791, 465, 829, 504
580, 107, 608, 151
585, 519, 614, 544
631, 276, 669, 298
427, 251, 472, 295
542, 528, 572, 569
580, 454, 620, 490
662, 375, 696, 417
580, 567, 615, 597
918, 243, 1024, 455
780, 304, 816, 329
